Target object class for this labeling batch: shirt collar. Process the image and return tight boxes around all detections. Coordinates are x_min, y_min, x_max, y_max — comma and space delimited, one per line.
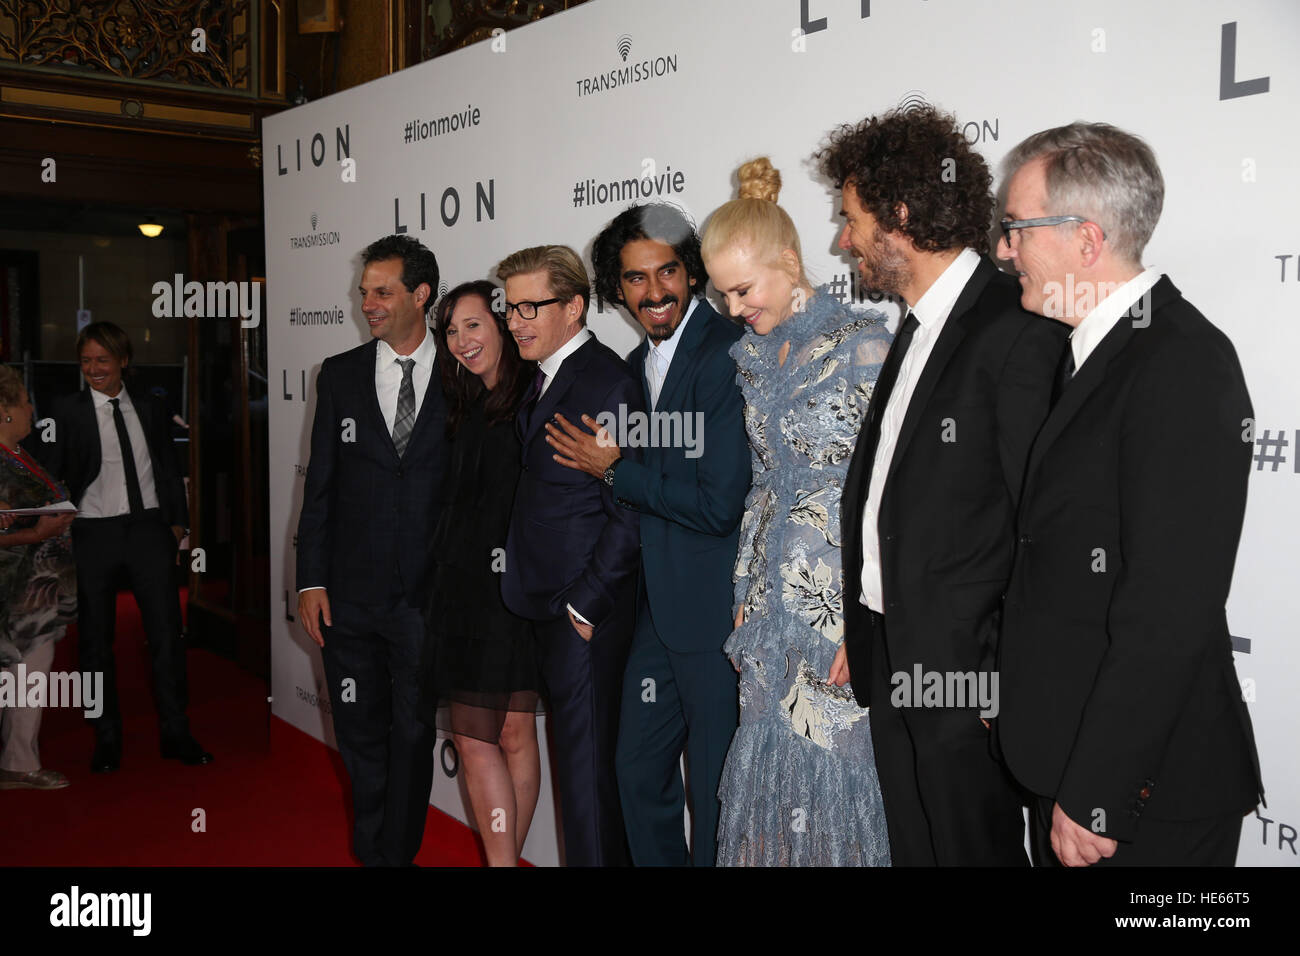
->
1070, 267, 1162, 371
909, 248, 982, 329
647, 297, 699, 367
540, 326, 592, 380
376, 324, 436, 369
90, 387, 131, 410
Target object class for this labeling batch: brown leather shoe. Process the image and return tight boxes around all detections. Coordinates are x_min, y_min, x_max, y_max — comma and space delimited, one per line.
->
0, 768, 70, 789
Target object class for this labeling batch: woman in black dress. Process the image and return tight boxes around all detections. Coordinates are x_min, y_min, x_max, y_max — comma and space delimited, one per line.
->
422, 280, 540, 866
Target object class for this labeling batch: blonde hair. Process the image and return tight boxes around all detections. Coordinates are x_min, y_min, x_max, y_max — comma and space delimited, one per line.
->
701, 158, 806, 284
496, 244, 591, 322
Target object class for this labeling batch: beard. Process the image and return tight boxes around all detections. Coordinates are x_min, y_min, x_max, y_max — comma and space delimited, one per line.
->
640, 295, 682, 342
855, 225, 911, 296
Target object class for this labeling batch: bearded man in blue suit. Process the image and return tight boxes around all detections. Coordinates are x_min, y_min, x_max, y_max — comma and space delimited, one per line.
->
546, 204, 750, 866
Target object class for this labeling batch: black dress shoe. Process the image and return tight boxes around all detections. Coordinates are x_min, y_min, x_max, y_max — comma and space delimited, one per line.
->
91, 738, 121, 773
160, 736, 214, 766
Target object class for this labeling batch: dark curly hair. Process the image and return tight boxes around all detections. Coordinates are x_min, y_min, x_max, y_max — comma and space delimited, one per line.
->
362, 234, 440, 314
814, 105, 994, 255
591, 203, 707, 310
434, 280, 532, 436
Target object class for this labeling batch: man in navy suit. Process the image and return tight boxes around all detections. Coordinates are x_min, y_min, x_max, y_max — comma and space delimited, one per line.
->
498, 244, 642, 867
547, 204, 749, 865
296, 234, 448, 866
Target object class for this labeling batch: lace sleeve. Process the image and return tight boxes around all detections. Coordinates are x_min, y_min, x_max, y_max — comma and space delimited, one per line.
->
732, 440, 766, 617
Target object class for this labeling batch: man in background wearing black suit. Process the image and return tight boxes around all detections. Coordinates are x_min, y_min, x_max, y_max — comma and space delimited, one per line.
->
995, 123, 1262, 866
821, 106, 1066, 865
39, 321, 208, 773
296, 235, 448, 866
498, 245, 643, 867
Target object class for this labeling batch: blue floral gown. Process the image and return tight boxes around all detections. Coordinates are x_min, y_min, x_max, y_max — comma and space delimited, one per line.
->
717, 286, 893, 866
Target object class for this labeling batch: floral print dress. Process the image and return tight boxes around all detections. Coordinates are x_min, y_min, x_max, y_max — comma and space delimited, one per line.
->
716, 287, 893, 866
0, 447, 76, 666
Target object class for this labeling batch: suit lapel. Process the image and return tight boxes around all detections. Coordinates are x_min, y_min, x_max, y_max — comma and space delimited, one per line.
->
361, 340, 400, 458
655, 300, 713, 412
630, 337, 651, 411
525, 337, 595, 445
76, 390, 101, 476
404, 329, 443, 451
1019, 283, 1171, 501
881, 260, 990, 490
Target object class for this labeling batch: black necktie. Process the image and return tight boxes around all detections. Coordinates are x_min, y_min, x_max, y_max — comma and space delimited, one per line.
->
1050, 345, 1076, 407
109, 397, 144, 515
858, 311, 920, 477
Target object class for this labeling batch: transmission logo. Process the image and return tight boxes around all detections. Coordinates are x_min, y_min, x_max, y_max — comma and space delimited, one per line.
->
290, 212, 340, 250
893, 89, 1000, 143
897, 89, 929, 112
576, 34, 679, 97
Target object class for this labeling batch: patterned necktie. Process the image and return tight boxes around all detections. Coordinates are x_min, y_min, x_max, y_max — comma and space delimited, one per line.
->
858, 310, 920, 483
391, 358, 416, 457
109, 397, 145, 515
1050, 344, 1076, 407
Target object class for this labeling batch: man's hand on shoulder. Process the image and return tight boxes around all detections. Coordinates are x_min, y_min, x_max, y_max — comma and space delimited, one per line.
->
298, 588, 332, 647
545, 412, 620, 479
1050, 801, 1118, 867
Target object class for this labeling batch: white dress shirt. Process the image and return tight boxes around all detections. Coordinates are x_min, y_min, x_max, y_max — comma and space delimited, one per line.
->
79, 387, 161, 518
375, 326, 437, 433
1068, 267, 1161, 375
645, 298, 699, 408
860, 247, 982, 613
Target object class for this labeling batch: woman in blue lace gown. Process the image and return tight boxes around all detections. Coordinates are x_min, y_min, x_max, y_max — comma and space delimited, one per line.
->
702, 158, 893, 865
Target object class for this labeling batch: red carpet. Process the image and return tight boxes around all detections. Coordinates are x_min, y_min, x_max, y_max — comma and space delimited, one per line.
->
1, 591, 503, 866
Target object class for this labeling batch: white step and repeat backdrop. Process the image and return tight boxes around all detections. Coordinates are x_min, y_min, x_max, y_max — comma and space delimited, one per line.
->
264, 0, 1300, 866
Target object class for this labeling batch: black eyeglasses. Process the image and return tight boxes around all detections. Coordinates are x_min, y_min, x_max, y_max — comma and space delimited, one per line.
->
504, 297, 562, 320
999, 215, 1105, 245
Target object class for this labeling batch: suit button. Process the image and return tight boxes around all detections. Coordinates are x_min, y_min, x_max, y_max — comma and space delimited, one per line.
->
1019, 534, 1032, 546
397, 467, 404, 478
883, 533, 895, 543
